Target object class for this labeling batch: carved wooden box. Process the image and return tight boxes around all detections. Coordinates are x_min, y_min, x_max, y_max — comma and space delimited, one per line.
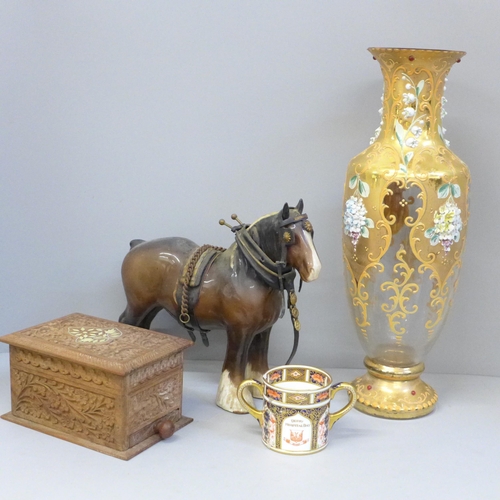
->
0, 313, 193, 460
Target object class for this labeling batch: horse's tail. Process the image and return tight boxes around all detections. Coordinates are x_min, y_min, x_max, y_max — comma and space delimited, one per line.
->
129, 239, 145, 249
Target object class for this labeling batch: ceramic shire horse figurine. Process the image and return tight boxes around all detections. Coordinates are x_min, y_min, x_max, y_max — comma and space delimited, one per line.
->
119, 200, 321, 413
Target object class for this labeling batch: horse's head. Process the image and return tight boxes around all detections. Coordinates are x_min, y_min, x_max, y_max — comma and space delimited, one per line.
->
248, 199, 321, 283
278, 200, 321, 282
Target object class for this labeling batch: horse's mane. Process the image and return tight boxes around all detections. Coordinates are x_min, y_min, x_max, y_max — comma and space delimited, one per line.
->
248, 206, 302, 262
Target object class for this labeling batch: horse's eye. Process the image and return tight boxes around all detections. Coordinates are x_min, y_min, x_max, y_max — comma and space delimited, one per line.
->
304, 221, 313, 233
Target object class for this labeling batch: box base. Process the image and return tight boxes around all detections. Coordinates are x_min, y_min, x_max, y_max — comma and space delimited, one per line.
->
1, 412, 193, 460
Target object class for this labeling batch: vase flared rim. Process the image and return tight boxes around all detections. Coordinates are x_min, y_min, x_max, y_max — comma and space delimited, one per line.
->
368, 47, 466, 58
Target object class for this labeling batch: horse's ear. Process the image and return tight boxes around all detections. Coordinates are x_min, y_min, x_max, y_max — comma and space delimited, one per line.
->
296, 199, 304, 213
282, 203, 290, 220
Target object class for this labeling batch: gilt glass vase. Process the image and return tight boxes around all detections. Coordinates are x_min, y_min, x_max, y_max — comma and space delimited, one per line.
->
342, 48, 470, 419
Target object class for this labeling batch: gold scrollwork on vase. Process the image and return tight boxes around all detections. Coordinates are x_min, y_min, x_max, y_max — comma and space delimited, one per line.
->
380, 246, 419, 342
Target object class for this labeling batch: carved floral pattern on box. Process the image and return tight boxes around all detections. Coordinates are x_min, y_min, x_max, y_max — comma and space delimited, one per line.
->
129, 353, 182, 388
68, 327, 123, 345
14, 348, 116, 389
22, 315, 173, 357
13, 369, 116, 444
2, 313, 192, 375
129, 374, 182, 432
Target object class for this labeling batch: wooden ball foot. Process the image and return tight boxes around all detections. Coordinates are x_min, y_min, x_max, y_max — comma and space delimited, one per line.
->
156, 420, 175, 440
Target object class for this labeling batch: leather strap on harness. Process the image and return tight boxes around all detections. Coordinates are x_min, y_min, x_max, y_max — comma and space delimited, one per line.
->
178, 244, 225, 346
234, 226, 297, 290
235, 221, 304, 365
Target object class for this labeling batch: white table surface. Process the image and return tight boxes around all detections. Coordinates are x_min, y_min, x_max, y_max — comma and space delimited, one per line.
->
0, 353, 499, 500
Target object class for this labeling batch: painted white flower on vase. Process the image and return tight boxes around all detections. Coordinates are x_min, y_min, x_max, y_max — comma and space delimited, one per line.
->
343, 196, 372, 248
344, 176, 374, 250
439, 86, 450, 146
393, 74, 427, 174
438, 124, 450, 149
424, 183, 463, 254
403, 93, 416, 105
369, 94, 385, 145
411, 126, 422, 137
402, 107, 416, 120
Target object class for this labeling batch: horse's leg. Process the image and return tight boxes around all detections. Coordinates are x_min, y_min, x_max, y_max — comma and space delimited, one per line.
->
216, 328, 253, 414
119, 303, 144, 326
245, 328, 271, 398
138, 306, 162, 329
119, 303, 158, 329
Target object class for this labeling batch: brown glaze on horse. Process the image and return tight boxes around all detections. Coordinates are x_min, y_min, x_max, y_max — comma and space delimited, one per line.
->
119, 200, 321, 413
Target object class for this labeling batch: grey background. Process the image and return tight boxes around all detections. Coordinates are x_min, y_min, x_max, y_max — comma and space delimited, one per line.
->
1, 1, 497, 376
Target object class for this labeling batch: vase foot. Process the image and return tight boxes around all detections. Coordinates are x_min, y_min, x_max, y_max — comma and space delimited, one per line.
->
352, 357, 438, 419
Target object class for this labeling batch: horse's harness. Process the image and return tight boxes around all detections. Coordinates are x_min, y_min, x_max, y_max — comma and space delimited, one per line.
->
177, 244, 225, 347
177, 211, 312, 365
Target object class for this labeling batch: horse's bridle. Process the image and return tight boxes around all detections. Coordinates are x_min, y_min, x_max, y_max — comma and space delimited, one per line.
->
279, 213, 312, 247
235, 211, 313, 364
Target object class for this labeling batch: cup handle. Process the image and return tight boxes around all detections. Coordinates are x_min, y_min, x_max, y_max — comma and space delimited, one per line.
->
328, 382, 357, 429
237, 379, 264, 425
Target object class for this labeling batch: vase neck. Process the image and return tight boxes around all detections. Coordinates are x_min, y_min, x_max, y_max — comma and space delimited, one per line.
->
369, 48, 465, 145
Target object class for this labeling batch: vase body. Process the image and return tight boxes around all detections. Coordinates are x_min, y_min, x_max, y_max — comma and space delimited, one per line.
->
343, 48, 470, 419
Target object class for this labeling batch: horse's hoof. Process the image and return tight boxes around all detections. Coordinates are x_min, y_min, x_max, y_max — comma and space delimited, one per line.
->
216, 370, 249, 414
215, 402, 248, 414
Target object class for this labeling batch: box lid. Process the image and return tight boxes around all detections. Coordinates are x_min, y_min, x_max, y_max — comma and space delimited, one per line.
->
0, 313, 193, 376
